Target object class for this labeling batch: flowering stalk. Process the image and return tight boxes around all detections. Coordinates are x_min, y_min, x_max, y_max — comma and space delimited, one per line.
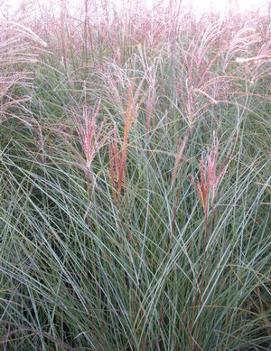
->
78, 102, 109, 176
81, 105, 98, 169
109, 127, 121, 195
145, 70, 156, 143
191, 132, 228, 321
191, 132, 227, 224
108, 80, 140, 200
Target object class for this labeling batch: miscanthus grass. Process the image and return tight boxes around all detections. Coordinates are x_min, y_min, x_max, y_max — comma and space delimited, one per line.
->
0, 1, 270, 350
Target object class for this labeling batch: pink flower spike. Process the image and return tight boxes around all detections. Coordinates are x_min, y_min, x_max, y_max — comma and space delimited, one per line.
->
191, 131, 227, 219
82, 106, 97, 168
76, 101, 110, 174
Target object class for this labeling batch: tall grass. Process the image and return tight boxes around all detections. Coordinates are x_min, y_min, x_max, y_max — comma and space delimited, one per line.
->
0, 1, 270, 350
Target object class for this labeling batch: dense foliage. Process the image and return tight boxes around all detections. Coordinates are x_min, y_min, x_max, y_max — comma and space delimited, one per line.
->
0, 2, 270, 350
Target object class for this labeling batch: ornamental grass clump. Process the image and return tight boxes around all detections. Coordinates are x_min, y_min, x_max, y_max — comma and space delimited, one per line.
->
0, 1, 271, 350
